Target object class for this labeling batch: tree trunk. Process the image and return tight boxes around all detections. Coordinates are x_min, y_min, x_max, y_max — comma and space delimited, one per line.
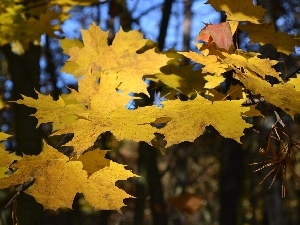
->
220, 139, 243, 225
183, 0, 192, 51
135, 142, 168, 225
1, 43, 42, 156
158, 0, 174, 50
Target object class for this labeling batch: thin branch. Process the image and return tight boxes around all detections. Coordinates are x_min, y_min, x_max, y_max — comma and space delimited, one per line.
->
158, 0, 175, 50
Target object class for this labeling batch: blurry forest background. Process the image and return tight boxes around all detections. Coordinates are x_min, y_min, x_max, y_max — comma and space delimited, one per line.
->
1, 0, 300, 225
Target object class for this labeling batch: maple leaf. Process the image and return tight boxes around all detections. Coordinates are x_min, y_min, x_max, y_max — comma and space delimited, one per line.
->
0, 4, 59, 52
208, 84, 245, 101
221, 52, 281, 80
17, 72, 157, 155
0, 132, 21, 179
0, 143, 137, 211
0, 1, 102, 52
54, 104, 160, 155
228, 21, 239, 34
62, 23, 169, 95
70, 72, 100, 107
204, 75, 225, 89
236, 70, 300, 118
207, 0, 265, 24
0, 132, 10, 142
17, 70, 252, 154
15, 91, 86, 127
155, 65, 206, 97
155, 95, 251, 147
73, 149, 110, 176
239, 23, 300, 55
196, 22, 233, 51
180, 51, 229, 76
0, 133, 19, 168
0, 149, 21, 168
288, 75, 300, 91
52, 0, 100, 4
242, 105, 263, 117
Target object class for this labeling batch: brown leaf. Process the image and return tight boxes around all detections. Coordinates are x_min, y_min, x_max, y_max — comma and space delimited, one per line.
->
170, 193, 206, 214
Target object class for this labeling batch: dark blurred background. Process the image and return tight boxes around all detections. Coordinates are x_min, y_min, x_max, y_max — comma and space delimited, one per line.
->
1, 0, 300, 225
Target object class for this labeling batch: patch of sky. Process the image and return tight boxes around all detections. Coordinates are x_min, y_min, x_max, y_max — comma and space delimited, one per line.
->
57, 72, 77, 88
4, 80, 13, 91
1, 124, 8, 133
153, 91, 165, 108
126, 0, 220, 51
125, 91, 136, 110
295, 46, 300, 56
127, 0, 164, 41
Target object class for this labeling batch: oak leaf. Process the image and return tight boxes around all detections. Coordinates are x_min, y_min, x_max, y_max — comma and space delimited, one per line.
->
0, 143, 137, 211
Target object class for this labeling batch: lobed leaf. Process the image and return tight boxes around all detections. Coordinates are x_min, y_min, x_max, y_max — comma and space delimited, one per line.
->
207, 0, 265, 24
0, 143, 137, 211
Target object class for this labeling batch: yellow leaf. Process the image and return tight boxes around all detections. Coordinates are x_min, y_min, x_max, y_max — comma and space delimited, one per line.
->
221, 52, 281, 80
0, 5, 59, 51
52, 0, 99, 5
54, 105, 159, 155
0, 132, 21, 178
0, 132, 17, 166
156, 65, 206, 97
60, 38, 83, 53
0, 132, 10, 141
236, 70, 300, 118
207, 84, 245, 100
18, 70, 252, 154
0, 149, 21, 168
16, 91, 86, 127
239, 23, 300, 55
207, 0, 266, 24
20, 72, 154, 155
181, 51, 228, 76
242, 105, 263, 117
288, 74, 300, 91
0, 143, 137, 211
228, 21, 239, 34
70, 73, 99, 107
11, 40, 25, 54
73, 149, 110, 176
83, 161, 137, 212
204, 75, 225, 89
63, 23, 169, 95
156, 95, 251, 146
0, 167, 8, 179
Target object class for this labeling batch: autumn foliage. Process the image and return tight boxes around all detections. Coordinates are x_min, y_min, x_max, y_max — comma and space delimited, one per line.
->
1, 0, 300, 214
